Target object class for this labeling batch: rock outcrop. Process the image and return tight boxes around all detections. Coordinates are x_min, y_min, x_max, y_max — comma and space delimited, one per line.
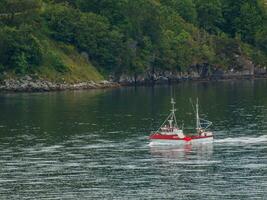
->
0, 76, 119, 92
112, 64, 267, 86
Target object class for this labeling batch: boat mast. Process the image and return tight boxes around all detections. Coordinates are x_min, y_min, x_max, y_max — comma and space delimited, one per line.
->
171, 98, 176, 114
170, 98, 177, 128
196, 98, 200, 130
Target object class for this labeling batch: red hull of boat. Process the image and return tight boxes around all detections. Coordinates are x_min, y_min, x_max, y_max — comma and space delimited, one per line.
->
149, 133, 213, 142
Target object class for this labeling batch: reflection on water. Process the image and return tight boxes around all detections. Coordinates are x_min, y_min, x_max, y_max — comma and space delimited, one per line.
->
0, 80, 267, 199
150, 143, 213, 160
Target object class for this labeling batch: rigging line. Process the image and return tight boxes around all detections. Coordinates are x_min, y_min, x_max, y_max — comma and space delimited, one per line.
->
155, 112, 172, 133
189, 98, 196, 114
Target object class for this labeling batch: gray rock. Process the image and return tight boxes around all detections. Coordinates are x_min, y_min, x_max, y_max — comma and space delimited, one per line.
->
100, 80, 110, 85
0, 76, 119, 92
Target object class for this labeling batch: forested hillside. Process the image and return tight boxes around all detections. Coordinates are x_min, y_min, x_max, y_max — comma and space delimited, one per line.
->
0, 0, 266, 82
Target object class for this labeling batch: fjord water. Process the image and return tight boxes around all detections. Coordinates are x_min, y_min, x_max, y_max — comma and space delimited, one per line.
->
0, 80, 267, 199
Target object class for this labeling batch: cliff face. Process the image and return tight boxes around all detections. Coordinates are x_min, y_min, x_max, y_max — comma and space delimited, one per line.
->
114, 54, 267, 85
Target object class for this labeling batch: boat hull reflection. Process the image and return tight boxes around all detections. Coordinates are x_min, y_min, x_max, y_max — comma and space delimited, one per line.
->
150, 142, 213, 159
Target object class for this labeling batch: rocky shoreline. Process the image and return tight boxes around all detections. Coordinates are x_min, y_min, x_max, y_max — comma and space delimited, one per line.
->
115, 68, 267, 86
0, 76, 120, 92
0, 69, 267, 92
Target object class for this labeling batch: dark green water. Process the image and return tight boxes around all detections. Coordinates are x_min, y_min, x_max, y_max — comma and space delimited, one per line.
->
0, 80, 267, 199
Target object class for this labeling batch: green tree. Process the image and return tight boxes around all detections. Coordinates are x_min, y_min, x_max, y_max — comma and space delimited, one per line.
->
155, 30, 195, 72
123, 0, 162, 43
255, 28, 267, 52
221, 0, 265, 44
0, 26, 43, 74
43, 3, 80, 43
220, 0, 244, 37
194, 0, 224, 33
162, 0, 197, 24
0, 0, 42, 24
76, 13, 124, 71
236, 2, 264, 44
76, 0, 127, 25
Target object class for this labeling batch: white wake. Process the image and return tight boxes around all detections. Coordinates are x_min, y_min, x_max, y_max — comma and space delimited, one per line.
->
214, 135, 267, 144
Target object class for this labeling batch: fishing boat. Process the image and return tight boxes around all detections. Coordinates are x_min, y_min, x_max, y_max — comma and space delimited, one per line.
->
149, 98, 213, 146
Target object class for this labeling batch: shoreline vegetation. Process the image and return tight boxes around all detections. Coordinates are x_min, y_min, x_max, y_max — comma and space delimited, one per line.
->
0, 0, 266, 92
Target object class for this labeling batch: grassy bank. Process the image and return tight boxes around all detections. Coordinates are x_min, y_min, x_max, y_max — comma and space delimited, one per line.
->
38, 38, 104, 83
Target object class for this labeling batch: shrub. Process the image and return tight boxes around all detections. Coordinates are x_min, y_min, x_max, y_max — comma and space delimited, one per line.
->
0, 26, 43, 74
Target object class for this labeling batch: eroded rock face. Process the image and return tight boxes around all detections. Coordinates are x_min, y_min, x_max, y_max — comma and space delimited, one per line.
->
114, 70, 200, 85
113, 63, 266, 85
0, 77, 119, 92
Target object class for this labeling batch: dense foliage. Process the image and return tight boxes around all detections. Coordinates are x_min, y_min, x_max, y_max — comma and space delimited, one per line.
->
0, 0, 266, 77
